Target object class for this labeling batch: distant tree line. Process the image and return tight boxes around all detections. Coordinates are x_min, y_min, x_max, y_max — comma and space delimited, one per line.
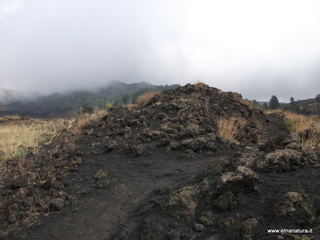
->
251, 94, 320, 115
251, 96, 280, 111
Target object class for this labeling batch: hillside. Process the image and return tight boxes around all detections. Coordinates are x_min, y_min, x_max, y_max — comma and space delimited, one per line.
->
281, 98, 320, 115
97, 80, 156, 96
0, 81, 180, 118
1, 83, 319, 240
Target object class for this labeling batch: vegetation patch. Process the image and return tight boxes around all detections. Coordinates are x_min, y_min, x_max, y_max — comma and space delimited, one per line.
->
136, 91, 159, 108
217, 116, 247, 143
0, 116, 66, 161
194, 81, 208, 88
283, 112, 320, 147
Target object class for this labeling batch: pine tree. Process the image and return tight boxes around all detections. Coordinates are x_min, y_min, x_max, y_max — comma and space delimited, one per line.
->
290, 97, 294, 103
269, 95, 280, 109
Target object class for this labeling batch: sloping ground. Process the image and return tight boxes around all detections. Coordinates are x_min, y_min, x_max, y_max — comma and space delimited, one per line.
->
1, 83, 320, 240
0, 81, 180, 119
282, 98, 320, 115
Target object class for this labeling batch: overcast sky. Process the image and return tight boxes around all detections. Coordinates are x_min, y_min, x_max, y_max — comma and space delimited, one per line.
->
0, 0, 319, 101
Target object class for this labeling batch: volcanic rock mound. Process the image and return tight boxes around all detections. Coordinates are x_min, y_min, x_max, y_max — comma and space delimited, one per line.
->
100, 83, 269, 156
1, 83, 320, 240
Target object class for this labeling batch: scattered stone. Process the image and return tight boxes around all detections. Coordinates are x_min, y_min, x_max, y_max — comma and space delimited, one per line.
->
2, 83, 319, 239
78, 188, 91, 195
164, 186, 199, 221
199, 210, 215, 227
285, 142, 301, 150
58, 191, 69, 200
302, 147, 320, 165
123, 126, 131, 138
8, 203, 19, 224
49, 198, 65, 211
69, 167, 78, 172
234, 218, 259, 240
117, 225, 132, 240
206, 235, 220, 240
180, 149, 196, 159
7, 177, 28, 190
203, 157, 231, 176
94, 169, 108, 180
273, 192, 302, 220
41, 180, 52, 191
181, 136, 217, 152
214, 191, 242, 211
216, 166, 259, 194
106, 140, 118, 153
193, 223, 205, 232
169, 141, 180, 149
259, 133, 288, 152
218, 217, 235, 229
256, 149, 303, 172
135, 144, 156, 156
158, 113, 168, 121
184, 123, 200, 136
95, 180, 111, 189
52, 181, 64, 190
71, 157, 82, 165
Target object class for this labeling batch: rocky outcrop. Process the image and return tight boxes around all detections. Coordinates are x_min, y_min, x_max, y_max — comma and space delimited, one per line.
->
164, 186, 199, 221
273, 192, 302, 220
100, 83, 269, 157
216, 166, 259, 194
256, 149, 303, 172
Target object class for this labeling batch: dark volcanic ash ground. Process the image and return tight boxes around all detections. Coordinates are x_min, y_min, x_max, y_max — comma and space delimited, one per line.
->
1, 83, 320, 240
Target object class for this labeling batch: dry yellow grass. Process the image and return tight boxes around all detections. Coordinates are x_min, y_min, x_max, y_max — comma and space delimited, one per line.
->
0, 117, 66, 161
0, 110, 108, 161
89, 109, 107, 120
240, 99, 255, 110
283, 112, 320, 147
136, 91, 159, 107
217, 116, 247, 142
126, 103, 137, 110
194, 81, 208, 87
68, 109, 107, 134
266, 109, 284, 114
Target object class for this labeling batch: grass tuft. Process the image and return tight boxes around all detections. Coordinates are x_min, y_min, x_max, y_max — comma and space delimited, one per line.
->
194, 82, 208, 87
283, 112, 320, 147
136, 91, 159, 108
217, 116, 247, 142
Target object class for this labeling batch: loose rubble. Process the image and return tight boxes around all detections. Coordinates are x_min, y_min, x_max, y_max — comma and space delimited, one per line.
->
1, 83, 319, 240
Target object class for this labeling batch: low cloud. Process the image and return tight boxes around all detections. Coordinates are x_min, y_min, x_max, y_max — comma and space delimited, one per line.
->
0, 0, 319, 100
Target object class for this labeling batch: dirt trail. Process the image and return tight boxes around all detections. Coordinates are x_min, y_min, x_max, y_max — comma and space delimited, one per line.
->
21, 148, 232, 240
2, 83, 319, 240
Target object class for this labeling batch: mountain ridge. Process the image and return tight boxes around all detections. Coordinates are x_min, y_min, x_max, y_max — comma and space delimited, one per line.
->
0, 81, 180, 118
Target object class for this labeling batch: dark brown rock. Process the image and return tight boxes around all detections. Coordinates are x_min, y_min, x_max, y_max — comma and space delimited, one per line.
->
49, 198, 65, 211
273, 192, 302, 220
256, 149, 303, 172
164, 186, 199, 221
213, 191, 242, 211
216, 166, 259, 194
